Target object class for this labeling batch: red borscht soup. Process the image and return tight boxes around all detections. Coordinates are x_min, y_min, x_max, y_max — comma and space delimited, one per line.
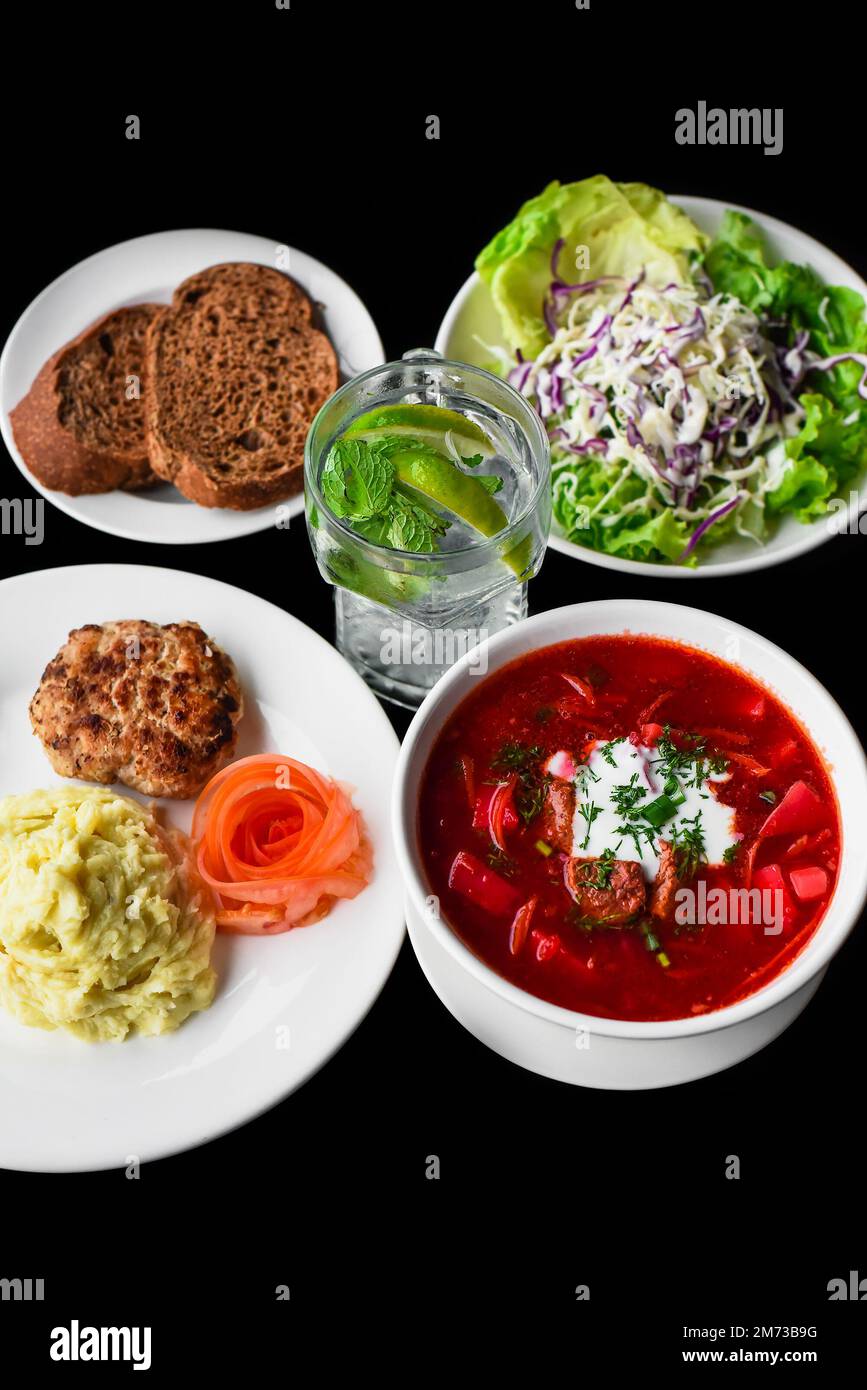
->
418, 636, 840, 1021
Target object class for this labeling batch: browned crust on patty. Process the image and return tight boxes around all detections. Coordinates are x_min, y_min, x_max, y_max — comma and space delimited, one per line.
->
144, 262, 338, 510
29, 620, 243, 799
10, 305, 162, 495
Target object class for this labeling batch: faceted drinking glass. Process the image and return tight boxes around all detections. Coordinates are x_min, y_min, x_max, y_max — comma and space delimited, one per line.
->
304, 350, 551, 708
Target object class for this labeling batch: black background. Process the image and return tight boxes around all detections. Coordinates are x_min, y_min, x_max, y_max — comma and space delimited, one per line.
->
1, 2, 864, 1371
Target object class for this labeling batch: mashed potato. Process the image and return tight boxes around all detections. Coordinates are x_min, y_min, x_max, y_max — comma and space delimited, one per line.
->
0, 786, 216, 1041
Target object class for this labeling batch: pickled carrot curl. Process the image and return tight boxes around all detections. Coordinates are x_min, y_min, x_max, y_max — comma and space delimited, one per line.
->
191, 754, 372, 934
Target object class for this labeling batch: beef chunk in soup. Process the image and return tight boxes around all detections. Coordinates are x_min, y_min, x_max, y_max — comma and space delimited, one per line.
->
564, 856, 646, 924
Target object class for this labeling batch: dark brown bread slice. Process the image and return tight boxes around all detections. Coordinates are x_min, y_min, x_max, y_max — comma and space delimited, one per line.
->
10, 305, 161, 495
145, 262, 339, 510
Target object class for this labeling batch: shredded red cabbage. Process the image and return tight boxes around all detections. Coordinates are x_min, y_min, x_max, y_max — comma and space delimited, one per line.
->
551, 275, 618, 305
543, 297, 559, 339
618, 270, 646, 312
509, 358, 533, 392
565, 437, 609, 457
677, 494, 743, 562
704, 416, 738, 442
589, 314, 613, 342
809, 352, 867, 401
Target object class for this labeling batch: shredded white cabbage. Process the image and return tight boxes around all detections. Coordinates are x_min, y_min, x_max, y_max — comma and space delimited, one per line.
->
515, 277, 805, 541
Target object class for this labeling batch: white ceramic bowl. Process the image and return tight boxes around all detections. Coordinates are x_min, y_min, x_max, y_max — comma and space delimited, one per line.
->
434, 196, 867, 578
392, 601, 867, 1088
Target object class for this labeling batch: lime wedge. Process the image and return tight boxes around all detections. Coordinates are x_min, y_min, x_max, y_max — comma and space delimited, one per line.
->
328, 546, 429, 609
388, 449, 508, 536
387, 448, 533, 579
339, 412, 536, 581
347, 404, 489, 441
346, 403, 493, 460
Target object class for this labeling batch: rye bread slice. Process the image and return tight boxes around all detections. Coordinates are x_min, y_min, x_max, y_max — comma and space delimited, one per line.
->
145, 262, 339, 510
10, 305, 161, 495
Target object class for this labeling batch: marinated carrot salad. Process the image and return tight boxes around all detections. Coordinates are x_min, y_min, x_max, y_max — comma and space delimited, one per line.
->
192, 754, 372, 933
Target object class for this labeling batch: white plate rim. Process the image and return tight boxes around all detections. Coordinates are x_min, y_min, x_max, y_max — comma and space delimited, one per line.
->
434, 194, 867, 578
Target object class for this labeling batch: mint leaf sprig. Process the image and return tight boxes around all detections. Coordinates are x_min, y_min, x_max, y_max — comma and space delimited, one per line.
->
321, 437, 451, 555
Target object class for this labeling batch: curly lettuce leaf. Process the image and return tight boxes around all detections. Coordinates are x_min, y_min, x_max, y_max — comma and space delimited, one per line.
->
707, 212, 866, 338
707, 211, 867, 523
552, 457, 694, 565
769, 393, 867, 521
475, 176, 708, 358
603, 507, 695, 564
703, 211, 778, 311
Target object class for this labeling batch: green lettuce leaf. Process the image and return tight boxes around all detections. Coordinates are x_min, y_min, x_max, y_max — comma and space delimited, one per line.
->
707, 211, 867, 525
703, 211, 778, 312
769, 393, 867, 521
475, 175, 708, 357
551, 456, 694, 565
602, 507, 694, 564
707, 211, 867, 351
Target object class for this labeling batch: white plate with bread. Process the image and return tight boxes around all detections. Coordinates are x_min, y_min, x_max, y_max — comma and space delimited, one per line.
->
0, 229, 385, 544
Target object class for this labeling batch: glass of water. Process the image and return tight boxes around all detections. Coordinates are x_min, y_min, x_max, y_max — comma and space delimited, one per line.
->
304, 350, 551, 708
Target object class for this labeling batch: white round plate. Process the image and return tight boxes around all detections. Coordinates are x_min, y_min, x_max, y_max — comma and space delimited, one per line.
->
0, 229, 385, 545
0, 564, 403, 1172
435, 196, 867, 577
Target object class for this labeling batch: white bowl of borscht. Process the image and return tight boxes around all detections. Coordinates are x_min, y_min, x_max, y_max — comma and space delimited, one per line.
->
392, 600, 867, 1088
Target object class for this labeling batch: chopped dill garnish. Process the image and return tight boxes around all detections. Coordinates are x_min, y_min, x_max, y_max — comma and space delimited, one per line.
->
491, 740, 547, 827
492, 741, 542, 774
610, 773, 647, 819
577, 801, 601, 850
576, 845, 620, 890
670, 809, 707, 879
599, 739, 619, 768
576, 763, 601, 791
486, 847, 516, 876
651, 725, 729, 788
615, 820, 656, 859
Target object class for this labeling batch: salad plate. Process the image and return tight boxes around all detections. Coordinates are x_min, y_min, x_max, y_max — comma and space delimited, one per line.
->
0, 565, 404, 1171
436, 192, 867, 577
